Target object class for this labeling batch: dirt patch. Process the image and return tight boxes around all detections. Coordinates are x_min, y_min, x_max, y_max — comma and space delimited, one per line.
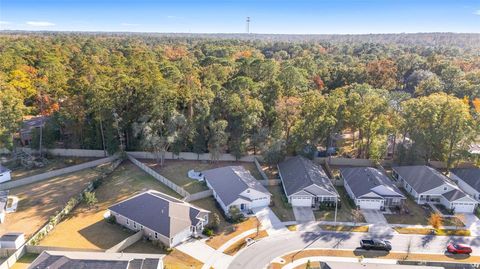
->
319, 225, 369, 233
9, 157, 97, 180
206, 217, 260, 250
10, 253, 38, 269
0, 168, 102, 239
223, 230, 268, 255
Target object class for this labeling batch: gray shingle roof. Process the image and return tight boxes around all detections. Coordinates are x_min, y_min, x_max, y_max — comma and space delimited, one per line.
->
392, 165, 455, 194
109, 190, 209, 239
340, 167, 404, 199
0, 232, 23, 242
202, 166, 271, 206
451, 168, 480, 192
442, 189, 467, 202
278, 156, 338, 197
28, 251, 164, 269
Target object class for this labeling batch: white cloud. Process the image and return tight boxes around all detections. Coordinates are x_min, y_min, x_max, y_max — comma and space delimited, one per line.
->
121, 23, 140, 26
0, 21, 11, 25
26, 21, 55, 27
474, 10, 480, 15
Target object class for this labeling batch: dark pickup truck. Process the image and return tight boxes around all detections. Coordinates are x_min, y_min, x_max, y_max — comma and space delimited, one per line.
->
360, 239, 392, 251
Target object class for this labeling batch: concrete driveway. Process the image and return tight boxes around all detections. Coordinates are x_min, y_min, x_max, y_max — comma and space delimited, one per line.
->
293, 206, 315, 223
361, 209, 387, 224
464, 213, 480, 236
252, 207, 288, 234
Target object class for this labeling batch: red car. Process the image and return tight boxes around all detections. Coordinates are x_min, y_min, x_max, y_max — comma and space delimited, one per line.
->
447, 243, 472, 254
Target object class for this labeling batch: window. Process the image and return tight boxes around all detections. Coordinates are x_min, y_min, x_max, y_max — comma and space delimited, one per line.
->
133, 222, 137, 229
154, 232, 158, 239
444, 187, 448, 191
126, 219, 129, 225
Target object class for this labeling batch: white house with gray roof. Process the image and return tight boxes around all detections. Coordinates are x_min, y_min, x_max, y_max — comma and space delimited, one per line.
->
450, 168, 480, 201
109, 190, 209, 248
278, 156, 338, 207
0, 165, 11, 183
392, 165, 477, 213
340, 167, 405, 210
28, 250, 164, 269
203, 166, 271, 215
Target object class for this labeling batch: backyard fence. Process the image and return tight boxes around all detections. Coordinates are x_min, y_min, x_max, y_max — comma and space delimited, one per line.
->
127, 151, 259, 162
317, 157, 375, 167
258, 179, 281, 186
106, 230, 143, 253
253, 157, 269, 180
26, 245, 103, 254
127, 154, 190, 197
0, 156, 117, 190
17, 147, 107, 158
183, 190, 213, 202
0, 159, 122, 269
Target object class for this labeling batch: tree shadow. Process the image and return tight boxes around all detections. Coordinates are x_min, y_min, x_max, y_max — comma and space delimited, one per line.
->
353, 248, 390, 258
78, 219, 133, 249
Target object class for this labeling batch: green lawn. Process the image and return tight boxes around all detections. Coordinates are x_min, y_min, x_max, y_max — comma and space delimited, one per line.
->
190, 196, 230, 231
11, 253, 39, 269
267, 185, 295, 222
148, 160, 263, 194
314, 187, 365, 223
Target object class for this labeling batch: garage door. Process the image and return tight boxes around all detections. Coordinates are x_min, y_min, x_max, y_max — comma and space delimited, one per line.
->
357, 199, 383, 210
452, 203, 476, 213
291, 196, 312, 207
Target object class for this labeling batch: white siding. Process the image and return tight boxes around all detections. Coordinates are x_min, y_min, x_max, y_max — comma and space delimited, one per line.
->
171, 227, 193, 247
0, 171, 11, 183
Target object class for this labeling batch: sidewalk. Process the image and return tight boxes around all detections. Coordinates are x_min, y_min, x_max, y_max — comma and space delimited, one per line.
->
253, 207, 288, 235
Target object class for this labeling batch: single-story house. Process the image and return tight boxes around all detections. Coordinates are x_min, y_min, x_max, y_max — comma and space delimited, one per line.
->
450, 168, 480, 201
202, 166, 271, 215
340, 167, 405, 210
0, 165, 11, 183
28, 250, 164, 269
392, 165, 477, 213
0, 233, 24, 249
109, 190, 209, 248
278, 156, 339, 207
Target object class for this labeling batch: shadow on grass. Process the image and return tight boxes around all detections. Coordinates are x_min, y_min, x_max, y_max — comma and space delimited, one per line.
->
78, 219, 133, 249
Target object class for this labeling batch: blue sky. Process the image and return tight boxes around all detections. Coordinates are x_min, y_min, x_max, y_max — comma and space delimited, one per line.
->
1, 0, 480, 34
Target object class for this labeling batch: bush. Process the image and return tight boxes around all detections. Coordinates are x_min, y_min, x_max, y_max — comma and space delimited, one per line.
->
83, 191, 98, 208
203, 228, 214, 236
207, 213, 221, 232
106, 215, 116, 224
228, 207, 245, 223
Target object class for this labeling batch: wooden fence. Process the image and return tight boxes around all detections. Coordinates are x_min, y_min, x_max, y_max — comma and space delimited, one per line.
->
127, 154, 190, 197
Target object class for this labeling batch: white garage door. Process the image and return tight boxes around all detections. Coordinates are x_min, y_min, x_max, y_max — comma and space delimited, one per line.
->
452, 203, 476, 213
357, 199, 383, 210
291, 196, 312, 207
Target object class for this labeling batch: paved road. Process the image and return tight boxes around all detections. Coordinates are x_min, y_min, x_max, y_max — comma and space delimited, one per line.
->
228, 230, 480, 269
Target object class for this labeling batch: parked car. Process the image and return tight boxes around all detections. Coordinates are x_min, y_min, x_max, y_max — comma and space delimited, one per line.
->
360, 239, 392, 251
447, 243, 472, 254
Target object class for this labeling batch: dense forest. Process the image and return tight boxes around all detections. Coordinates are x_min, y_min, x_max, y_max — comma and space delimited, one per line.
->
0, 33, 479, 167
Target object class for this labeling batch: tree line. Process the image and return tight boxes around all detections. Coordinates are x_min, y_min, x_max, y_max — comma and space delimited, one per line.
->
0, 34, 479, 167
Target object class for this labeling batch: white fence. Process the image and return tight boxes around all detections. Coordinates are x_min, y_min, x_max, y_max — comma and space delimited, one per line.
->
26, 245, 103, 254
127, 154, 190, 197
253, 157, 269, 180
0, 156, 117, 190
184, 190, 213, 202
127, 151, 258, 162
18, 147, 107, 158
106, 230, 143, 253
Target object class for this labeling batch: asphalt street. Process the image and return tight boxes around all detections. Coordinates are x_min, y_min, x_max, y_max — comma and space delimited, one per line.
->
227, 230, 480, 269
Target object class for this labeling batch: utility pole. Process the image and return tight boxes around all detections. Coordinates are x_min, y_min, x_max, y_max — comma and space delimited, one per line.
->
246, 17, 250, 34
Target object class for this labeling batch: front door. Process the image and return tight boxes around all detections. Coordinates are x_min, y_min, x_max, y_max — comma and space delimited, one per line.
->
240, 204, 246, 210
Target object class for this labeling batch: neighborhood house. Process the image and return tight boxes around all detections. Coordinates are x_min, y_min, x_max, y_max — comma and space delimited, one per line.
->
0, 233, 24, 249
278, 156, 339, 207
202, 166, 271, 215
0, 165, 11, 183
340, 167, 405, 210
28, 250, 164, 269
450, 168, 480, 201
109, 190, 210, 247
392, 165, 477, 213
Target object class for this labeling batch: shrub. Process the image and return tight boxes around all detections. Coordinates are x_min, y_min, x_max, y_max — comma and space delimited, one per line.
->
429, 213, 442, 229
208, 213, 221, 231
106, 215, 116, 224
83, 191, 98, 208
228, 207, 245, 223
203, 228, 214, 236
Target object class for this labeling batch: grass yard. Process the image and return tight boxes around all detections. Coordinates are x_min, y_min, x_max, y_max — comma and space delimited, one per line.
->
145, 159, 263, 194
0, 167, 102, 239
393, 227, 471, 236
39, 161, 182, 250
223, 230, 269, 255
9, 157, 96, 180
319, 225, 369, 233
314, 187, 366, 223
190, 197, 230, 232
205, 217, 261, 250
267, 185, 295, 222
385, 193, 465, 227
10, 253, 39, 269
124, 241, 203, 269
